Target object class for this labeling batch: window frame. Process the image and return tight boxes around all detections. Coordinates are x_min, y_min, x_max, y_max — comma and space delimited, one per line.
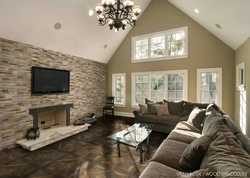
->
131, 26, 188, 63
112, 73, 126, 107
131, 70, 188, 108
196, 68, 222, 107
236, 62, 245, 91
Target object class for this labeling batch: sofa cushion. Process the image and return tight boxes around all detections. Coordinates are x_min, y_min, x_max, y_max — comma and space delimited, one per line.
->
164, 100, 184, 116
156, 115, 181, 126
155, 103, 170, 116
179, 132, 217, 170
223, 115, 242, 134
139, 104, 148, 115
175, 121, 201, 133
151, 138, 189, 171
182, 101, 194, 116
187, 107, 206, 131
138, 114, 158, 124
200, 133, 250, 176
139, 161, 179, 178
168, 129, 201, 144
236, 132, 250, 155
147, 103, 157, 115
202, 114, 228, 135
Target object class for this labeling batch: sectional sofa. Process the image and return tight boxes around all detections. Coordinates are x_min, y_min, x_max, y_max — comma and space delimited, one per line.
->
135, 101, 250, 177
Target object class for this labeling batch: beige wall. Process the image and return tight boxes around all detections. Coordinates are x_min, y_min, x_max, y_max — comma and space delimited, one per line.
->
107, 0, 235, 117
235, 37, 250, 137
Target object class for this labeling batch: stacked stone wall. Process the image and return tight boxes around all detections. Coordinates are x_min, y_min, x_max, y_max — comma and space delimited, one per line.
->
0, 38, 107, 150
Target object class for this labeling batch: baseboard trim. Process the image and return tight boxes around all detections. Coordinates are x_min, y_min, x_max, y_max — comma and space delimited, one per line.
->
114, 111, 134, 118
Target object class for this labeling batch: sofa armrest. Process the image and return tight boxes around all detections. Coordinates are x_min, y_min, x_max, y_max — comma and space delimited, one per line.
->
133, 109, 141, 123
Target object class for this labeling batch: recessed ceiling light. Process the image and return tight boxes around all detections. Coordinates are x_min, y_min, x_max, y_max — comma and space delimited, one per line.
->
89, 10, 94, 16
215, 23, 222, 29
103, 44, 108, 49
54, 23, 62, 30
194, 9, 200, 13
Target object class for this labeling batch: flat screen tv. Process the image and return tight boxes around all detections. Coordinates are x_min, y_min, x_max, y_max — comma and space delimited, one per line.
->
31, 66, 70, 95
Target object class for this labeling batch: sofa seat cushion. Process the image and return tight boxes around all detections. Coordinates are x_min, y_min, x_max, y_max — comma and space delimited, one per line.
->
175, 121, 201, 133
200, 133, 250, 176
138, 114, 158, 124
156, 115, 181, 126
151, 139, 189, 171
139, 161, 179, 178
168, 129, 201, 144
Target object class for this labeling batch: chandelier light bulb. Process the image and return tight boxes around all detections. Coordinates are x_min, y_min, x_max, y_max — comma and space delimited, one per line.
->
122, 19, 127, 25
133, 5, 141, 14
108, 19, 114, 25
95, 3, 104, 13
123, 0, 134, 7
101, 0, 108, 5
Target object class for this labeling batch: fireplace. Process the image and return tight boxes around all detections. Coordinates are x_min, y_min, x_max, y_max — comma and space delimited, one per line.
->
29, 104, 73, 129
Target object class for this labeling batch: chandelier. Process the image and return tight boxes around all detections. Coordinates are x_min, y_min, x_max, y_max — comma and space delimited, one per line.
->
95, 0, 141, 31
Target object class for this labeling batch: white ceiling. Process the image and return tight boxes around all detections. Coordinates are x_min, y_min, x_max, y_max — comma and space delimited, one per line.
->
168, 0, 250, 51
0, 0, 249, 64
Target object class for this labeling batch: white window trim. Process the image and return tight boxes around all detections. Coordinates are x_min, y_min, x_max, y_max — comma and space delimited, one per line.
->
131, 26, 188, 63
131, 70, 188, 108
236, 62, 245, 91
197, 68, 222, 107
112, 73, 126, 107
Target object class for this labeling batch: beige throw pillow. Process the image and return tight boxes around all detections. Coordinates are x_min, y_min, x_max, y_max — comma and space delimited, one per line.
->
155, 103, 170, 117
139, 104, 148, 114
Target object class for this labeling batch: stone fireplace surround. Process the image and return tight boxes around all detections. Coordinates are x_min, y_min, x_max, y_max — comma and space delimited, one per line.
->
16, 104, 90, 151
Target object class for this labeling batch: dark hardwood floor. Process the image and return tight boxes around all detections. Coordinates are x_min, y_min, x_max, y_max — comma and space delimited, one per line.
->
0, 116, 168, 178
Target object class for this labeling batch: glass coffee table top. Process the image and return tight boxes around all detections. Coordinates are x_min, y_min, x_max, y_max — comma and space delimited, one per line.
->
107, 123, 154, 163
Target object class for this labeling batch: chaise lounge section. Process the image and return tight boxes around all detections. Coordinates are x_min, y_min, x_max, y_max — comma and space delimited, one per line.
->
139, 103, 250, 177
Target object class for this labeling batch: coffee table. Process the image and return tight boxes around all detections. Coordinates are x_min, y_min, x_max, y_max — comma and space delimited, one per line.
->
107, 123, 154, 163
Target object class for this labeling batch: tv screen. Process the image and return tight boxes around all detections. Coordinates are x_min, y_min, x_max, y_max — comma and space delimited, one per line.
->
31, 66, 70, 95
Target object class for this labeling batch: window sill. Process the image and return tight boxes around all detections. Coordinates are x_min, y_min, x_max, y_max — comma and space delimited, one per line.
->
132, 55, 188, 63
114, 104, 126, 107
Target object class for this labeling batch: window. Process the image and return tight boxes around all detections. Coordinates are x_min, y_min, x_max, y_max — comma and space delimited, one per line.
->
236, 62, 245, 91
131, 27, 188, 63
112, 73, 126, 107
197, 68, 222, 106
131, 70, 188, 108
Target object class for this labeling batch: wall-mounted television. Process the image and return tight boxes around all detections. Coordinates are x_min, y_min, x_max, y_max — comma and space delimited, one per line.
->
31, 66, 70, 95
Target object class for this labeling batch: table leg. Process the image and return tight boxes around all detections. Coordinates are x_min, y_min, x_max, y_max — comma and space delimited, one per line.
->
140, 143, 143, 163
117, 142, 120, 157
147, 135, 150, 146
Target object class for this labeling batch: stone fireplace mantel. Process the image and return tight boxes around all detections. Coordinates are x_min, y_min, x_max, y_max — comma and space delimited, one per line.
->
29, 104, 73, 128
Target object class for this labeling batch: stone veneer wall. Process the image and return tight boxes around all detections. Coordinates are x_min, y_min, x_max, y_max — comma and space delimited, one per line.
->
0, 38, 107, 151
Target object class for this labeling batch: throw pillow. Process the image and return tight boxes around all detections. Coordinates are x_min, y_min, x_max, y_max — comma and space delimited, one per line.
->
164, 100, 184, 116
200, 133, 250, 176
155, 103, 170, 116
147, 103, 157, 115
145, 98, 153, 104
187, 107, 206, 131
139, 104, 148, 114
179, 132, 217, 170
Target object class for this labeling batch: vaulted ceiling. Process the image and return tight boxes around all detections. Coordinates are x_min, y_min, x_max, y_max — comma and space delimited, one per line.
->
0, 0, 249, 64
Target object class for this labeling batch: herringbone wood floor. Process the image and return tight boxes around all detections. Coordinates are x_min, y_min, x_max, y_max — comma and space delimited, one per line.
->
0, 116, 168, 178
